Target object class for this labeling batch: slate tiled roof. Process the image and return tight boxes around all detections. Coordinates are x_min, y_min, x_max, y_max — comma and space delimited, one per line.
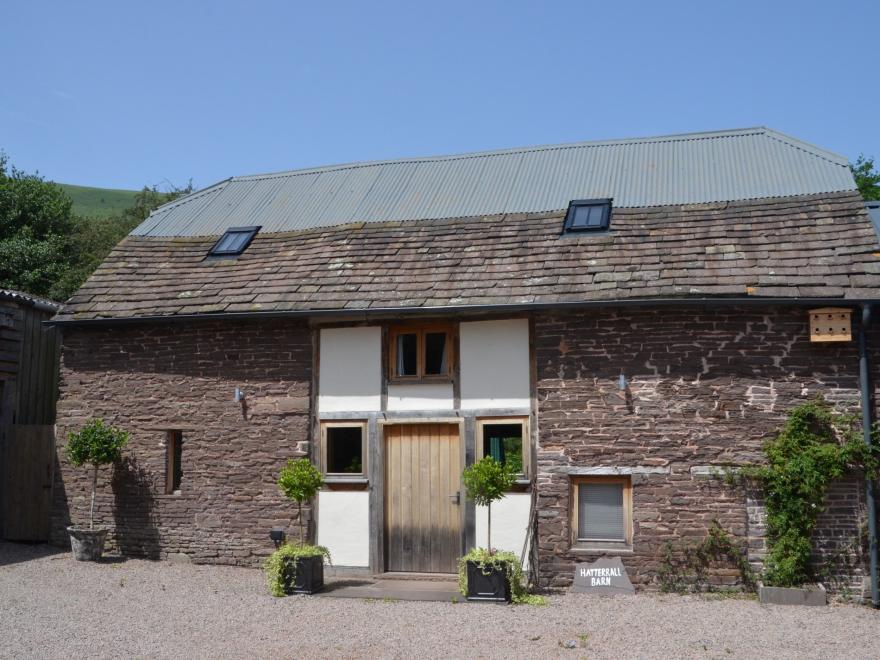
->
55, 191, 880, 322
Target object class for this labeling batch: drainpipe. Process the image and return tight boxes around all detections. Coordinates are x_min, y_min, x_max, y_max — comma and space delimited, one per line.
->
859, 303, 878, 608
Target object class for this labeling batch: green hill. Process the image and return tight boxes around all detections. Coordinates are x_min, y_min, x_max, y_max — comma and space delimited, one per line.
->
57, 183, 140, 218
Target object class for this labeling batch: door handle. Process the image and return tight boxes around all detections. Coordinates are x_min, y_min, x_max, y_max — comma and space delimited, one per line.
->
449, 491, 460, 505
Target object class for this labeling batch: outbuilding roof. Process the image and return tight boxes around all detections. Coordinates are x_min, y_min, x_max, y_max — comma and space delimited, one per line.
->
0, 289, 61, 313
133, 127, 856, 238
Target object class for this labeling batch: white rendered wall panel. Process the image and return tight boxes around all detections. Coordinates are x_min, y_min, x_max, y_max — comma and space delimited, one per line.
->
318, 326, 381, 412
460, 319, 530, 410
386, 383, 454, 411
316, 490, 370, 566
475, 493, 531, 565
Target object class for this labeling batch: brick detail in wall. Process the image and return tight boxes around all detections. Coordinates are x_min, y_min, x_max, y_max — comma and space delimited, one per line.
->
534, 306, 880, 597
51, 319, 312, 566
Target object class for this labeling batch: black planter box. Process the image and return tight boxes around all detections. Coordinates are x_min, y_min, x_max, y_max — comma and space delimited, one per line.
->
466, 560, 512, 603
281, 555, 325, 595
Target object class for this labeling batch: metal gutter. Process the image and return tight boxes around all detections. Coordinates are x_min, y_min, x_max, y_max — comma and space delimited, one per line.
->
46, 297, 880, 328
859, 303, 879, 608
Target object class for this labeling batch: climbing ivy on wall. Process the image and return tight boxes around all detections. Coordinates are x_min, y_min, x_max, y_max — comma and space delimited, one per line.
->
741, 399, 879, 588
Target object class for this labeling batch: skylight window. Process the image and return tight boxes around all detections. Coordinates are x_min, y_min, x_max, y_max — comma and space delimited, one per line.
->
208, 226, 261, 256
563, 199, 612, 233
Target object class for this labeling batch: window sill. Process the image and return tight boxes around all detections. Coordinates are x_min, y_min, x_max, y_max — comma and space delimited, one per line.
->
324, 476, 368, 484
323, 477, 369, 490
569, 543, 633, 556
387, 377, 453, 386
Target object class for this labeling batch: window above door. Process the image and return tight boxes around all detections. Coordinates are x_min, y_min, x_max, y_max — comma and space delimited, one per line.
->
388, 324, 454, 382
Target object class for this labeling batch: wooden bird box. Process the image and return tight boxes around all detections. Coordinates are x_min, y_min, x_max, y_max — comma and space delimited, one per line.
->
809, 307, 852, 342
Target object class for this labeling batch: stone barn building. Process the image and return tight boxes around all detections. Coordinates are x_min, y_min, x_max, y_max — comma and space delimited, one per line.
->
49, 128, 880, 599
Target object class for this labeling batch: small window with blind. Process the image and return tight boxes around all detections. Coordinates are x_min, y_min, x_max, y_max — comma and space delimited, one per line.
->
571, 476, 632, 547
476, 417, 528, 480
388, 324, 453, 382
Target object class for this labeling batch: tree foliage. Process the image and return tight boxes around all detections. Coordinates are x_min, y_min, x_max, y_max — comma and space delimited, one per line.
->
851, 155, 880, 201
66, 418, 129, 468
0, 150, 192, 301
462, 456, 516, 507
0, 153, 76, 298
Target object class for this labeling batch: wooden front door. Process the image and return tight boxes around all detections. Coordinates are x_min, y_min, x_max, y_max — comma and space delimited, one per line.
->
384, 423, 461, 573
1, 424, 54, 541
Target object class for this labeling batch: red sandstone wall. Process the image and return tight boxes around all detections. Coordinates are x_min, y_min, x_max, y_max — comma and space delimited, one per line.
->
534, 306, 880, 597
51, 319, 312, 565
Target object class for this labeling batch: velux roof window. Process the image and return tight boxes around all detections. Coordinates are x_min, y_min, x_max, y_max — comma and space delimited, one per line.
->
208, 226, 261, 256
563, 199, 612, 233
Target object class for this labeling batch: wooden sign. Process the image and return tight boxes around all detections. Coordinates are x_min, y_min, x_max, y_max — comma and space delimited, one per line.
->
809, 307, 851, 343
571, 556, 635, 595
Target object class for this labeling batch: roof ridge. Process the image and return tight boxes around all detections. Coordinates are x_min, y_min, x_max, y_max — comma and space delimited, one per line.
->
231, 127, 774, 183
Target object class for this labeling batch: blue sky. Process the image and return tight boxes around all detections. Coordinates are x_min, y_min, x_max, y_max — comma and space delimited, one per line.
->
2, 0, 878, 191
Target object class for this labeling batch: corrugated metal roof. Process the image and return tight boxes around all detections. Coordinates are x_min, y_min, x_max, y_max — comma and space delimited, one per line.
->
132, 127, 857, 237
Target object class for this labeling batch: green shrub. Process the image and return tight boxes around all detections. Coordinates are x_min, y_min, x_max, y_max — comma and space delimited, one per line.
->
264, 543, 331, 597
66, 419, 129, 529
462, 456, 516, 551
277, 458, 324, 545
740, 399, 879, 587
657, 520, 756, 593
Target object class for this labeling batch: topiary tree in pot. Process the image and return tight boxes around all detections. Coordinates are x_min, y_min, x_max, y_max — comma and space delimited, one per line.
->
65, 418, 129, 561
264, 458, 330, 596
460, 456, 519, 602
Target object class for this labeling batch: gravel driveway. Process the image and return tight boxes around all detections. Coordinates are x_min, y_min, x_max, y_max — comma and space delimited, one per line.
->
1, 541, 878, 659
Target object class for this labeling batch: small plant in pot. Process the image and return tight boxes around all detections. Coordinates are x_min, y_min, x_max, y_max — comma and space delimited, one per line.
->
65, 418, 129, 561
460, 456, 518, 602
264, 458, 330, 596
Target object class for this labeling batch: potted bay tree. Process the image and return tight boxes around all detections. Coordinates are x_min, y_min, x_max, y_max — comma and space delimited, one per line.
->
65, 418, 129, 561
264, 458, 329, 596
460, 456, 518, 602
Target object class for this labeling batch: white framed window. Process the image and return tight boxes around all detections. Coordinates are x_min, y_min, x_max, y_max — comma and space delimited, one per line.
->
475, 417, 529, 480
321, 421, 367, 478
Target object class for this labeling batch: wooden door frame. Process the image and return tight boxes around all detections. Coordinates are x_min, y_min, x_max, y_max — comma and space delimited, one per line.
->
373, 418, 465, 574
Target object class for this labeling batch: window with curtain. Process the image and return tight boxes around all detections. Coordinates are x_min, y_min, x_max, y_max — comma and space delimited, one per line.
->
389, 325, 452, 380
476, 418, 528, 480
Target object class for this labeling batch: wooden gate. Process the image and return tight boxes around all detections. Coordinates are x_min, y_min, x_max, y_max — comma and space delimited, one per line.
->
384, 423, 461, 573
1, 425, 54, 541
